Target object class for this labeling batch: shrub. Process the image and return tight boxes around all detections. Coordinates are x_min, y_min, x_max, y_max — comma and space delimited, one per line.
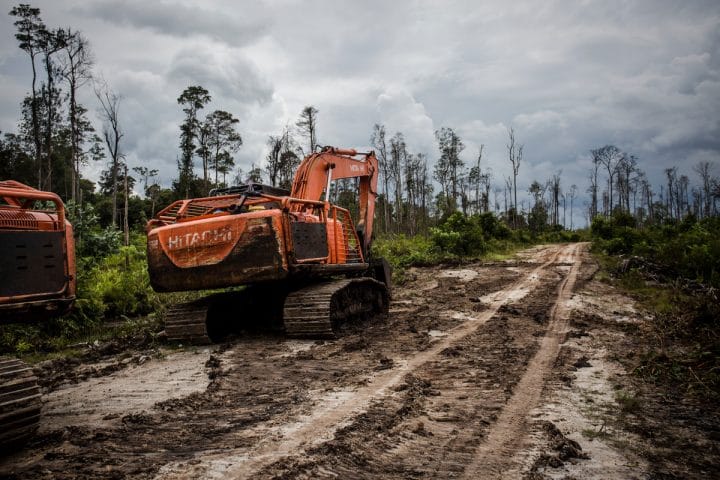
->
431, 212, 486, 256
591, 216, 613, 240
372, 234, 437, 269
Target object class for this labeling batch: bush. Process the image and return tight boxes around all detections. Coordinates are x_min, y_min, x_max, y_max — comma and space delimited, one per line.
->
372, 234, 437, 270
372, 234, 438, 283
591, 216, 613, 240
76, 235, 160, 320
431, 212, 486, 256
593, 214, 720, 287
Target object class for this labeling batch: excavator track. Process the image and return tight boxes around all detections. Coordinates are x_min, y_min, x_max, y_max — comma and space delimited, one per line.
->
283, 278, 389, 338
164, 278, 389, 343
164, 287, 286, 344
164, 299, 212, 344
0, 357, 42, 451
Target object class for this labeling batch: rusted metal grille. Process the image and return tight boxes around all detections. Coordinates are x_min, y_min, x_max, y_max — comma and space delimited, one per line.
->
331, 207, 363, 264
0, 210, 39, 230
185, 203, 212, 217
156, 198, 244, 224
158, 203, 182, 223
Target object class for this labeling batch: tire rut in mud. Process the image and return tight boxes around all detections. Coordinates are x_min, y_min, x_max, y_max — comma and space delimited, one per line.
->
255, 251, 574, 479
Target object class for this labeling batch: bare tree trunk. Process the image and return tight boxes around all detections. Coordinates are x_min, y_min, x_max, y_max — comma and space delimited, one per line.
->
96, 82, 123, 226
507, 128, 522, 228
124, 164, 130, 268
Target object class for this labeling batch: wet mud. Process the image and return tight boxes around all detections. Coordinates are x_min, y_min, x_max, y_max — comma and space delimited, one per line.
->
1, 244, 714, 479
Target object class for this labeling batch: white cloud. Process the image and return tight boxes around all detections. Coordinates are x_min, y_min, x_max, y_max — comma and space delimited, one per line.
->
376, 87, 436, 155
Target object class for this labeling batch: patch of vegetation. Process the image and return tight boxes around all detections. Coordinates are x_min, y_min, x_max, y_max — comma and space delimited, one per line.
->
374, 212, 588, 284
591, 212, 720, 400
615, 389, 641, 413
581, 426, 612, 441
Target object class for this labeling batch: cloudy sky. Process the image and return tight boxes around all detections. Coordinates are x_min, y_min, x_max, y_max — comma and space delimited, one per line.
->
1, 0, 719, 225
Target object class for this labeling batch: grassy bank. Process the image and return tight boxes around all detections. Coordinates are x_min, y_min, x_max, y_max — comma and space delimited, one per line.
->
591, 214, 720, 400
373, 212, 588, 283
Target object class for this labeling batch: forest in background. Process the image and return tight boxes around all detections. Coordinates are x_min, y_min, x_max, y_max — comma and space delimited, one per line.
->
2, 3, 720, 392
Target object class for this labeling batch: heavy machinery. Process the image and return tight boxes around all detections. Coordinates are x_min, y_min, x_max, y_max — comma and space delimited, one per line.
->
0, 181, 76, 450
146, 146, 390, 343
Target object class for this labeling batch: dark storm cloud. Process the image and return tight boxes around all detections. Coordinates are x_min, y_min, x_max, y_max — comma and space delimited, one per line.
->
166, 47, 273, 106
73, 0, 269, 47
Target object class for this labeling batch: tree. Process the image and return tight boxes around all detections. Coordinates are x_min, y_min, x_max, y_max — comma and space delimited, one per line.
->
10, 3, 46, 187
296, 105, 318, 154
370, 124, 390, 233
507, 127, 523, 228
549, 172, 561, 226
693, 161, 714, 218
664, 167, 678, 220
265, 126, 300, 189
434, 127, 465, 211
246, 163, 263, 183
95, 81, 124, 226
390, 132, 406, 230
177, 85, 211, 197
38, 27, 66, 191
265, 134, 283, 187
615, 154, 637, 213
123, 164, 130, 250
0, 132, 35, 184
569, 184, 577, 230
132, 166, 158, 197
203, 110, 242, 189
591, 145, 623, 214
59, 28, 93, 203
468, 145, 485, 214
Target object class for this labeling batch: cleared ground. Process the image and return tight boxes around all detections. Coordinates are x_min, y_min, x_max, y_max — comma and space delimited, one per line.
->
1, 243, 717, 479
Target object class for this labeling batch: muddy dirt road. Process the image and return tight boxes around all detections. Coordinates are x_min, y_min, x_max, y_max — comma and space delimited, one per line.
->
1, 243, 716, 479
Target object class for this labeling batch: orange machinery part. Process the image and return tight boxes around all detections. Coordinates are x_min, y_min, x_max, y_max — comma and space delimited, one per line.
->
0, 181, 76, 308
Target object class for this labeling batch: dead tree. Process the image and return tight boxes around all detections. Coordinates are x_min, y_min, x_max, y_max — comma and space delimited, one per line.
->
370, 124, 390, 233
507, 128, 522, 228
592, 145, 623, 214
95, 81, 124, 227
296, 105, 318, 155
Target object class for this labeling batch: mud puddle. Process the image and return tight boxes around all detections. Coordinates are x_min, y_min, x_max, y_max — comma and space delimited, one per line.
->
40, 348, 218, 432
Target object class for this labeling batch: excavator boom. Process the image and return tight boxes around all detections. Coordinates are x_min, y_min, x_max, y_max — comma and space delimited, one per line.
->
290, 147, 378, 253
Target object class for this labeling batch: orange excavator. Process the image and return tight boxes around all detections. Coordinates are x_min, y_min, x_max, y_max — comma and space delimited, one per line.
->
146, 146, 391, 342
0, 181, 76, 449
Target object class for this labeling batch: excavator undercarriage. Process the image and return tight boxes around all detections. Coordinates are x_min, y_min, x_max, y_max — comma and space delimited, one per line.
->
0, 357, 42, 449
163, 276, 389, 344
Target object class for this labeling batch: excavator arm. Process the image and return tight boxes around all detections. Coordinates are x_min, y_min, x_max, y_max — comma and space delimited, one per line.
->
290, 146, 378, 254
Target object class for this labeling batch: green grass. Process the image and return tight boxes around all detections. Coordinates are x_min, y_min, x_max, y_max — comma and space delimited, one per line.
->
372, 233, 533, 284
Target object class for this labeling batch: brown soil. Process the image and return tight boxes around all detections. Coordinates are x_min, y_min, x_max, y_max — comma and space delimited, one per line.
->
1, 243, 717, 479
